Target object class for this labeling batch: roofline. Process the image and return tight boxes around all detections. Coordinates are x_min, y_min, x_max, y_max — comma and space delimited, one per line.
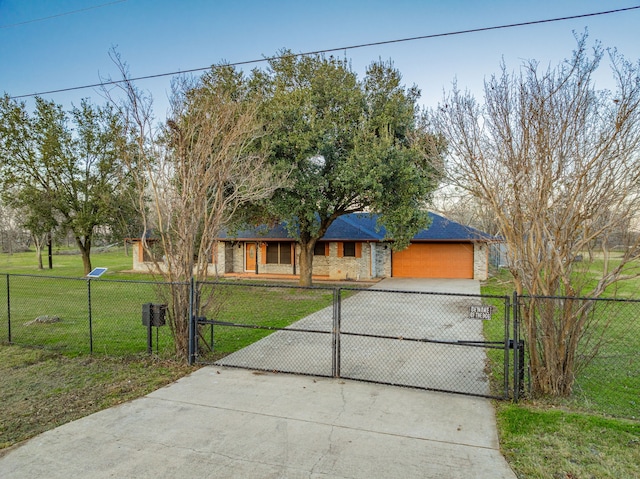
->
217, 237, 497, 243
217, 237, 293, 242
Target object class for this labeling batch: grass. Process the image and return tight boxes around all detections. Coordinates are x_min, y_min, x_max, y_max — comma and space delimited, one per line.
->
1, 249, 338, 358
496, 402, 640, 479
2, 274, 178, 355
0, 247, 136, 278
482, 267, 640, 419
482, 266, 640, 479
0, 345, 197, 452
196, 282, 336, 358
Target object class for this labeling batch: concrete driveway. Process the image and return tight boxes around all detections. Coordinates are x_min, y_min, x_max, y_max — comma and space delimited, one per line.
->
0, 279, 517, 478
0, 366, 516, 478
216, 278, 495, 396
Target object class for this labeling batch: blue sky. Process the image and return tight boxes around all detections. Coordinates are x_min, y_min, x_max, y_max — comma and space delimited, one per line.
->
1, 0, 639, 119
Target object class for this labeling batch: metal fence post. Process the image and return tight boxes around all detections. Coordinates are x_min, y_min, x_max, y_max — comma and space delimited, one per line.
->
331, 288, 336, 377
503, 295, 510, 399
188, 277, 195, 365
87, 279, 93, 354
6, 274, 11, 343
334, 288, 341, 378
512, 291, 520, 401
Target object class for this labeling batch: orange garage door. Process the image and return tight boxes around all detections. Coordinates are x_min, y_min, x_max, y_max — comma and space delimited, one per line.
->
392, 243, 474, 279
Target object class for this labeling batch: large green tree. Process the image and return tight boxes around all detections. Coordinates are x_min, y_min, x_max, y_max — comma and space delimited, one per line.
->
242, 53, 444, 286
0, 95, 134, 274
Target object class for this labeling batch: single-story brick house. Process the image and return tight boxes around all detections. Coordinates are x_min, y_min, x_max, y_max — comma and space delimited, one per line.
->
213, 212, 496, 281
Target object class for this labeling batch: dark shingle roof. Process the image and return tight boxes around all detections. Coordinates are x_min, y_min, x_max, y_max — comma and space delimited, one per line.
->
219, 212, 495, 242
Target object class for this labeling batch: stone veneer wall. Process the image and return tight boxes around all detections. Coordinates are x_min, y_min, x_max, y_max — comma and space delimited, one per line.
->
473, 242, 489, 281
215, 240, 389, 280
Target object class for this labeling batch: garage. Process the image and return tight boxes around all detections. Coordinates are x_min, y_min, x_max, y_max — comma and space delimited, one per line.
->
392, 242, 474, 279
215, 212, 494, 281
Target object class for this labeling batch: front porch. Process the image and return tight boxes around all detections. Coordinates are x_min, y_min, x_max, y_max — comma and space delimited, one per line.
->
220, 271, 381, 285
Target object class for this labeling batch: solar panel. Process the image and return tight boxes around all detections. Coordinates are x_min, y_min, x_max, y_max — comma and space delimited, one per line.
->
87, 267, 108, 278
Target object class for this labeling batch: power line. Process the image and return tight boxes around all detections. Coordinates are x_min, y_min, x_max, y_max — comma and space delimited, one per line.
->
0, 1, 128, 29
9, 4, 640, 100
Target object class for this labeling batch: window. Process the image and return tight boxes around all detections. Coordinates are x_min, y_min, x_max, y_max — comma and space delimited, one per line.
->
266, 243, 279, 263
343, 242, 356, 257
314, 242, 328, 256
280, 243, 292, 264
266, 242, 292, 264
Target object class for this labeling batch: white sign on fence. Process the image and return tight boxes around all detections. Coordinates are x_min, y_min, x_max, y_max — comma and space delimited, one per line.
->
468, 305, 494, 320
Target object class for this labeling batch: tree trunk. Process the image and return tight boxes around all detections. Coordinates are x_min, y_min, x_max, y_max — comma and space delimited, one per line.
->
75, 235, 92, 276
81, 251, 92, 276
47, 233, 53, 269
524, 296, 591, 397
36, 243, 43, 269
298, 241, 315, 287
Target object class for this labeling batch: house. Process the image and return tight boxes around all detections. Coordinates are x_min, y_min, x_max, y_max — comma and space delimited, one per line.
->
130, 212, 497, 280
214, 212, 497, 281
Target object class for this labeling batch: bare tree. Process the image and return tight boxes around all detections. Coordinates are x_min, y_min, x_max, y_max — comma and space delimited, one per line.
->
105, 54, 286, 358
431, 35, 640, 396
431, 188, 502, 236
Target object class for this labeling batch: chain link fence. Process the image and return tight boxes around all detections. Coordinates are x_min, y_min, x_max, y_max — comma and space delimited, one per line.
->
517, 295, 640, 419
2, 274, 637, 416
335, 287, 510, 397
1, 274, 181, 356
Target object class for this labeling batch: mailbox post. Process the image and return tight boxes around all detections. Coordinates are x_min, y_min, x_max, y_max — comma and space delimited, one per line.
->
142, 303, 167, 354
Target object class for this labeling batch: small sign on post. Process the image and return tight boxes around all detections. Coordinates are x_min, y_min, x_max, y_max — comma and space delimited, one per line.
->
468, 305, 495, 320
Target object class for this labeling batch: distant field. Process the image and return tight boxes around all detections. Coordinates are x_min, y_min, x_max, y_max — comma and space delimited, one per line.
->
0, 247, 147, 279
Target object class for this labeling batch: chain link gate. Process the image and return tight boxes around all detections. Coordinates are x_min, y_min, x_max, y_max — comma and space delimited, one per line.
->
190, 281, 515, 399
191, 281, 339, 378
334, 288, 512, 398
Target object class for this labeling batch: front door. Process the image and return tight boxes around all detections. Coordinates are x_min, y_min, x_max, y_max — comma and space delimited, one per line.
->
245, 243, 256, 272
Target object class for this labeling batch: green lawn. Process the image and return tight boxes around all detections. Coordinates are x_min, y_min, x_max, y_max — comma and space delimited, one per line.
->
2, 274, 178, 356
482, 266, 640, 479
192, 281, 338, 359
0, 247, 136, 277
0, 249, 340, 359
497, 402, 640, 479
483, 267, 640, 419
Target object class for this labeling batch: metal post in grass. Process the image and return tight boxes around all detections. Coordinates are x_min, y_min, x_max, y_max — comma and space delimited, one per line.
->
6, 274, 11, 343
512, 291, 520, 401
332, 288, 341, 378
503, 295, 510, 400
85, 268, 108, 355
188, 277, 195, 365
331, 288, 337, 377
88, 278, 93, 354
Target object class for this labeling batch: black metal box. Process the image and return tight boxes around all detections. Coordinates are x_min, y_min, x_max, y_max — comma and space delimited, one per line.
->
142, 303, 167, 327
